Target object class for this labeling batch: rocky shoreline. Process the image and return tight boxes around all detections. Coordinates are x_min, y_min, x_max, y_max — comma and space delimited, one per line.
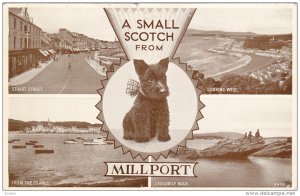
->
178, 137, 292, 160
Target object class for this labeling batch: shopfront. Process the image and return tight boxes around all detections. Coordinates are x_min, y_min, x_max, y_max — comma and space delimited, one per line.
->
9, 48, 39, 78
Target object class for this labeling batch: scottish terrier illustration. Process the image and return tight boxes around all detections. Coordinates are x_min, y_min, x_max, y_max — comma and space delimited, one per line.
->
123, 57, 171, 143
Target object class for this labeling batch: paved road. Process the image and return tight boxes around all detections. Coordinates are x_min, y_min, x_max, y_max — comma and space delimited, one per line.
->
10, 53, 102, 94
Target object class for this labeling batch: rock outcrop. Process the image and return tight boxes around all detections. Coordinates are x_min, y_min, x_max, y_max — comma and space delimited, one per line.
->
251, 138, 292, 158
180, 137, 292, 160
184, 138, 266, 160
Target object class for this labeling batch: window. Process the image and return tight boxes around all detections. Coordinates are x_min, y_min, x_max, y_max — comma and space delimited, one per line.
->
20, 38, 22, 48
13, 18, 16, 29
20, 21, 22, 31
24, 38, 27, 48
24, 25, 27, 33
13, 36, 16, 49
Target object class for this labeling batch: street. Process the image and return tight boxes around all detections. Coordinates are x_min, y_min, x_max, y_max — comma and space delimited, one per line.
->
9, 53, 103, 94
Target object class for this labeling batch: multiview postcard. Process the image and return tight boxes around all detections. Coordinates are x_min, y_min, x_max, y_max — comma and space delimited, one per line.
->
2, 2, 298, 191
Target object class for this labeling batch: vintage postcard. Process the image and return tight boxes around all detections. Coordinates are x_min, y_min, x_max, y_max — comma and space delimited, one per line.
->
2, 2, 297, 192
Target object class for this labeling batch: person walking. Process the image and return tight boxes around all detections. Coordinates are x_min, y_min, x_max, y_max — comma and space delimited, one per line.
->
68, 62, 72, 71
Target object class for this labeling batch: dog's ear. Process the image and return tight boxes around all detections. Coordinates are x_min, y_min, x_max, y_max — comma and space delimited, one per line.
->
159, 57, 169, 70
134, 59, 148, 76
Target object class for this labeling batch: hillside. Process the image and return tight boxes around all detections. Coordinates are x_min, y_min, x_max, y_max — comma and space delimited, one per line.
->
8, 119, 101, 131
186, 28, 257, 37
194, 132, 244, 140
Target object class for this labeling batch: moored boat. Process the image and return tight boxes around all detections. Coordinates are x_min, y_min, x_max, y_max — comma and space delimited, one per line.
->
12, 145, 26, 149
64, 139, 78, 144
35, 149, 54, 154
33, 144, 44, 148
25, 142, 35, 145
105, 141, 114, 145
83, 138, 106, 145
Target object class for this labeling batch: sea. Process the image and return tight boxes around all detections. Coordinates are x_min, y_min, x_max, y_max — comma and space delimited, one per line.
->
154, 139, 292, 188
8, 134, 292, 188
8, 133, 138, 187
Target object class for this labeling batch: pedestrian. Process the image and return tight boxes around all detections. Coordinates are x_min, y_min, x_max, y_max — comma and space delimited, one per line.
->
68, 63, 71, 71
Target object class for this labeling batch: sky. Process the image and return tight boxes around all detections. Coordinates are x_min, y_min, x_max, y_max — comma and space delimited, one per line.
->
190, 7, 293, 34
25, 5, 294, 41
27, 7, 116, 41
9, 96, 100, 124
195, 96, 293, 137
9, 95, 293, 137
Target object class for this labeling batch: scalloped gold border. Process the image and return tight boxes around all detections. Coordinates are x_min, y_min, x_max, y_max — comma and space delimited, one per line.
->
95, 57, 205, 160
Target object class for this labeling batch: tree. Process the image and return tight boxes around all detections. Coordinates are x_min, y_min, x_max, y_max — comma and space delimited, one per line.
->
200, 77, 218, 93
220, 74, 261, 94
192, 70, 205, 80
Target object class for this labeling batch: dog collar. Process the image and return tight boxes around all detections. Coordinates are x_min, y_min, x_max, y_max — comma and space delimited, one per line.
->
139, 88, 147, 97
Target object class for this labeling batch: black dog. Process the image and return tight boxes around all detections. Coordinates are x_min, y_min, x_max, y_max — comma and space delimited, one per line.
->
123, 57, 170, 143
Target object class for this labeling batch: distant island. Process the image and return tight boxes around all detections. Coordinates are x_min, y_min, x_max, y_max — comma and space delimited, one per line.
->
193, 131, 244, 140
186, 28, 257, 37
9, 119, 101, 134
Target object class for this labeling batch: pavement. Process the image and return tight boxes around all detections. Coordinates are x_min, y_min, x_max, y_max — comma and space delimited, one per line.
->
9, 60, 53, 86
9, 53, 103, 94
85, 58, 107, 77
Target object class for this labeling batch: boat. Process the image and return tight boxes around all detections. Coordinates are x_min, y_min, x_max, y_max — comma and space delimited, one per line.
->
12, 145, 26, 149
29, 140, 39, 144
64, 139, 78, 144
12, 139, 20, 142
33, 144, 44, 148
105, 141, 114, 145
25, 142, 35, 145
83, 138, 106, 145
35, 149, 54, 154
8, 140, 13, 143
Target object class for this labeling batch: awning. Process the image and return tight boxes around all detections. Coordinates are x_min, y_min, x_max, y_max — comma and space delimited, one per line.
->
48, 49, 56, 54
38, 49, 48, 57
43, 50, 50, 56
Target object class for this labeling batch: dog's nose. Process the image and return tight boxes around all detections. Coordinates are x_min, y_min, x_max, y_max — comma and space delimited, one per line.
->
160, 88, 166, 93
157, 81, 166, 93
